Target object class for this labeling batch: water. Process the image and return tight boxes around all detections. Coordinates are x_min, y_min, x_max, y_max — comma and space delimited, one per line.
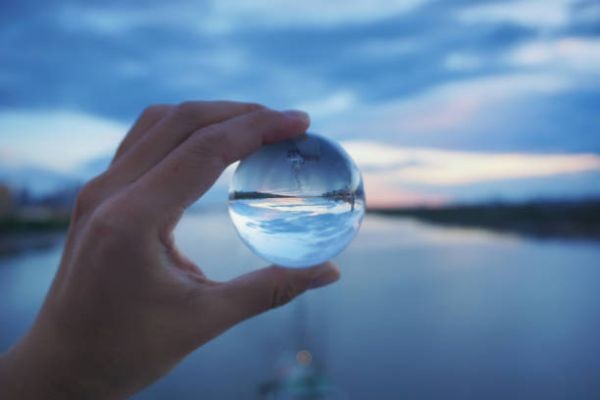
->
2, 211, 600, 399
229, 133, 365, 267
229, 197, 365, 267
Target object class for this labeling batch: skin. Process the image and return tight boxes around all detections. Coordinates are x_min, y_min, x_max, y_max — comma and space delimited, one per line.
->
0, 101, 340, 399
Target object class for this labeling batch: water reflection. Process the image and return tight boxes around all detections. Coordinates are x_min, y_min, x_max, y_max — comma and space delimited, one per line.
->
0, 232, 64, 260
258, 299, 346, 399
229, 197, 365, 267
2, 212, 600, 399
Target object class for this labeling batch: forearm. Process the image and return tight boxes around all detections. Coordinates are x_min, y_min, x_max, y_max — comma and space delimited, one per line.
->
0, 329, 124, 400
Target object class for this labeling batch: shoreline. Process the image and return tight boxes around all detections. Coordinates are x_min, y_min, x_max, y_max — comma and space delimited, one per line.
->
368, 199, 600, 241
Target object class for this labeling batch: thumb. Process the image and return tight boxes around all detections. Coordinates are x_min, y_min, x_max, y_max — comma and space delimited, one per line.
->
213, 262, 340, 327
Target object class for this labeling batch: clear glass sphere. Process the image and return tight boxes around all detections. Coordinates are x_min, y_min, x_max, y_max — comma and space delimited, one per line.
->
228, 132, 365, 268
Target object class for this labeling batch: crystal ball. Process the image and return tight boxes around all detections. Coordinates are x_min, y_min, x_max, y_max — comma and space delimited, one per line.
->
228, 132, 365, 268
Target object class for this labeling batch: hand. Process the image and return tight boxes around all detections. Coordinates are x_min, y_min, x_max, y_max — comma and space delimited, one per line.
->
0, 101, 340, 399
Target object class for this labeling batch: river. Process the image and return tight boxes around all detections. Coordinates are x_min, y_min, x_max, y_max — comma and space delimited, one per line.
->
1, 210, 599, 399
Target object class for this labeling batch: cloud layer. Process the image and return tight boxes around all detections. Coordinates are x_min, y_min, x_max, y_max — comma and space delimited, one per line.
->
1, 0, 599, 203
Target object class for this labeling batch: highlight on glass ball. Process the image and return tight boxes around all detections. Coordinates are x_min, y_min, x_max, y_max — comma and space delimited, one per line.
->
228, 132, 365, 268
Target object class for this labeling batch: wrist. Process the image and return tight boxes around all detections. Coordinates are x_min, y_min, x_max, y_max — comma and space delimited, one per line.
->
0, 323, 125, 400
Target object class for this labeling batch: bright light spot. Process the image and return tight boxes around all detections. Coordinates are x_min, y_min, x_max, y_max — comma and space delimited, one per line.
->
296, 350, 313, 365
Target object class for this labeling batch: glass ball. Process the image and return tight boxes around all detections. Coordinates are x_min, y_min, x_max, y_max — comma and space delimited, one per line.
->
228, 132, 365, 268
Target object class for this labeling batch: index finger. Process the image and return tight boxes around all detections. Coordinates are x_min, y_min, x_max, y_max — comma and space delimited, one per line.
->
129, 108, 310, 226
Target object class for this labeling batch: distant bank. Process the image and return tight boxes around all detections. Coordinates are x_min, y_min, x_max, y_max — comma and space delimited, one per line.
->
369, 199, 600, 241
0, 210, 70, 255
2, 199, 600, 241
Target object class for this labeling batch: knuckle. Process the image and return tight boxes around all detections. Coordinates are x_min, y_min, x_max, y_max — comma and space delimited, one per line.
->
141, 104, 173, 121
86, 207, 122, 242
189, 127, 230, 168
241, 102, 265, 113
73, 175, 107, 218
175, 101, 205, 123
85, 199, 135, 242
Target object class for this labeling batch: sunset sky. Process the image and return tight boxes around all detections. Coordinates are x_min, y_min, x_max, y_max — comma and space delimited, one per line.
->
1, 0, 599, 206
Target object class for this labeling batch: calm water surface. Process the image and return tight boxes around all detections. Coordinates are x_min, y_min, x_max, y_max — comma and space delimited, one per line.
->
1, 210, 599, 399
229, 197, 364, 267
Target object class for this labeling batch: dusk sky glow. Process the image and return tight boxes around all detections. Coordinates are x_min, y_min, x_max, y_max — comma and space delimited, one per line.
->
1, 0, 599, 205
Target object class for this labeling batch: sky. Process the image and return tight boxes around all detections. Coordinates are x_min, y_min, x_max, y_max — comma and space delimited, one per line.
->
0, 0, 599, 206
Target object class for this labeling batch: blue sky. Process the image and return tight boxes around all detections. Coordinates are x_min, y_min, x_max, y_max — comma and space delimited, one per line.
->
1, 0, 599, 205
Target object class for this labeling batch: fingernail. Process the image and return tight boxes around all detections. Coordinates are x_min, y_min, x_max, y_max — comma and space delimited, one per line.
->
282, 109, 310, 124
309, 266, 340, 289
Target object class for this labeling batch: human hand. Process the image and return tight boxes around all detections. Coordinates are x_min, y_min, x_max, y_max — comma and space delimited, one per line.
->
0, 101, 340, 399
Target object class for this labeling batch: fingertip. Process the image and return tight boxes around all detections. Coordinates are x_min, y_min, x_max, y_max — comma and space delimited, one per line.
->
309, 271, 340, 289
268, 261, 340, 289
267, 261, 339, 293
272, 261, 337, 274
307, 260, 338, 272
281, 109, 310, 126
302, 261, 340, 289
280, 110, 310, 137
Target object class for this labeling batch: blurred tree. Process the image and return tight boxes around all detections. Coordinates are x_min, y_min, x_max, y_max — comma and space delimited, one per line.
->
0, 184, 13, 216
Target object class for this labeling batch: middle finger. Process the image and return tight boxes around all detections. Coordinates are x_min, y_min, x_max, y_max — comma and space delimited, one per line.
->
106, 100, 263, 189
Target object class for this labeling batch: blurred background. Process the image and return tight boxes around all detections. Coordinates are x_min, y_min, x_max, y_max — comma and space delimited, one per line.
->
1, 0, 599, 398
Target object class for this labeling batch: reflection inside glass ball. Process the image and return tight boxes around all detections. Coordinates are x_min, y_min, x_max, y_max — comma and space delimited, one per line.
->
228, 132, 365, 268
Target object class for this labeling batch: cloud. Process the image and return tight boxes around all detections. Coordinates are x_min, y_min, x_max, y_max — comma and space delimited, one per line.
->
1, 0, 599, 205
0, 0, 554, 123
322, 72, 574, 147
1, 103, 599, 205
505, 37, 600, 74
57, 0, 430, 37
212, 0, 430, 28
296, 90, 358, 119
342, 140, 600, 204
0, 110, 126, 171
354, 172, 448, 207
350, 38, 419, 59
442, 36, 600, 77
457, 0, 575, 30
344, 141, 600, 185
444, 53, 484, 71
